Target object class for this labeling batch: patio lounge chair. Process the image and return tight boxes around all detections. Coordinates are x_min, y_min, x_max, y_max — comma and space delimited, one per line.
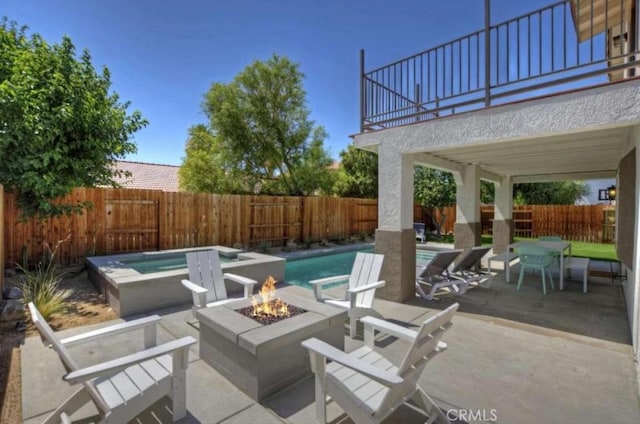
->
415, 249, 467, 300
181, 249, 257, 320
302, 302, 459, 424
310, 252, 385, 338
450, 246, 493, 288
414, 222, 426, 243
27, 302, 196, 423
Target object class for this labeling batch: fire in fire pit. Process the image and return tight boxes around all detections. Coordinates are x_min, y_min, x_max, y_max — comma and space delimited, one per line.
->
236, 276, 305, 325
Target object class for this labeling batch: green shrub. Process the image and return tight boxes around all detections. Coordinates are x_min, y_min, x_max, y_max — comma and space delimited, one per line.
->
20, 235, 72, 320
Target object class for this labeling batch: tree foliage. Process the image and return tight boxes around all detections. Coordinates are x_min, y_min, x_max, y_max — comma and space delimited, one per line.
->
181, 54, 334, 195
513, 181, 589, 205
414, 167, 456, 235
332, 145, 378, 198
0, 19, 147, 217
178, 125, 245, 193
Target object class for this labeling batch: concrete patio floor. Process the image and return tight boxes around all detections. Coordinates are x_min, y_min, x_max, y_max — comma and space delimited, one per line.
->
23, 270, 640, 424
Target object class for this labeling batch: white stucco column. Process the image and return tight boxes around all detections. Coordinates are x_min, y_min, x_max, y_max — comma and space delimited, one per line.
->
378, 148, 414, 229
493, 176, 514, 253
454, 163, 481, 249
375, 145, 416, 303
632, 132, 640, 360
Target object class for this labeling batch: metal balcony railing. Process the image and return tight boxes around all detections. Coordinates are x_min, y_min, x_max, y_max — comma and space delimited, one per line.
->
360, 0, 640, 132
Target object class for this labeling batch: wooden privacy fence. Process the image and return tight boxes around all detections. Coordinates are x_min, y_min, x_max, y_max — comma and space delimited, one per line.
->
3, 186, 616, 267
433, 204, 615, 242
3, 188, 378, 267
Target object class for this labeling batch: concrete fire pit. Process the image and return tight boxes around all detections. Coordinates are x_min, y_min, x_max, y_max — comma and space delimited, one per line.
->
197, 285, 347, 401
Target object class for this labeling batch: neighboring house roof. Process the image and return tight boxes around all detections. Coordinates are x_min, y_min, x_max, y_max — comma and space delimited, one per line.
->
112, 160, 180, 192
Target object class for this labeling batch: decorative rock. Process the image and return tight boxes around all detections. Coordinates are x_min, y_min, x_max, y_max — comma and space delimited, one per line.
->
3, 286, 23, 300
0, 299, 25, 322
4, 268, 17, 278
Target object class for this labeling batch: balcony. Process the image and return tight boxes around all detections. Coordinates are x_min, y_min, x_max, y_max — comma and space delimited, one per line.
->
360, 0, 640, 132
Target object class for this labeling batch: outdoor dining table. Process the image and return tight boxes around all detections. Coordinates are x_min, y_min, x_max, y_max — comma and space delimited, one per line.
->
507, 240, 572, 290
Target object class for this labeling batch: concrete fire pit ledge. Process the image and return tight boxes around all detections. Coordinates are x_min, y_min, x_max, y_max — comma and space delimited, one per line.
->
86, 246, 285, 317
198, 285, 347, 401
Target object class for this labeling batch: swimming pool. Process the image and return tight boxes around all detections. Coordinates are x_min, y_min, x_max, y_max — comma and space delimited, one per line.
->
284, 248, 436, 288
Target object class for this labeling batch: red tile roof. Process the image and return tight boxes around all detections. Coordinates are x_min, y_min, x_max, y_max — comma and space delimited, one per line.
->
112, 160, 180, 192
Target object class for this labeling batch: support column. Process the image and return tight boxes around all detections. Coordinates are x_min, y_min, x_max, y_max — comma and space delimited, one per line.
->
454, 164, 481, 249
492, 176, 513, 253
375, 146, 416, 303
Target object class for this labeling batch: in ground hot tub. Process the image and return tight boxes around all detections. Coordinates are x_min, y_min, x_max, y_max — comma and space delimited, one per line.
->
86, 246, 285, 317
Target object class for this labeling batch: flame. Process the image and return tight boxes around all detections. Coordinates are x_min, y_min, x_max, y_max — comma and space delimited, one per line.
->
251, 276, 290, 318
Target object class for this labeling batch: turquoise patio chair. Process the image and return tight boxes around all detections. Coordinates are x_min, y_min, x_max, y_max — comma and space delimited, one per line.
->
538, 235, 562, 266
516, 245, 555, 295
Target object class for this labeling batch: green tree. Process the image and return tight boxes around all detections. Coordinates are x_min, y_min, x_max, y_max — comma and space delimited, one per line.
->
182, 54, 334, 195
333, 145, 378, 198
179, 125, 245, 193
513, 181, 589, 205
0, 19, 147, 217
414, 167, 456, 236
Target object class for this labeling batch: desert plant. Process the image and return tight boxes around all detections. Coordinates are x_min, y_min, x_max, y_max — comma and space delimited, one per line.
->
257, 241, 270, 254
19, 235, 72, 319
282, 239, 297, 252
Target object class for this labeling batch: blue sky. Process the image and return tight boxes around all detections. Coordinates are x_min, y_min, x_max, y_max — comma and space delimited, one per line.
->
3, 0, 559, 166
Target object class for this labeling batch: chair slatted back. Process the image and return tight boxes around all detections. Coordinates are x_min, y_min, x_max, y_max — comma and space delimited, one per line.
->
517, 245, 553, 267
379, 303, 459, 414
451, 246, 491, 274
27, 302, 111, 415
418, 250, 462, 281
186, 250, 228, 303
348, 252, 384, 307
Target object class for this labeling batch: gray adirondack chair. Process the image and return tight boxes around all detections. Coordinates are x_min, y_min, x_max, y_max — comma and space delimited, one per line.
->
181, 249, 257, 319
302, 302, 459, 424
310, 252, 385, 338
28, 302, 196, 423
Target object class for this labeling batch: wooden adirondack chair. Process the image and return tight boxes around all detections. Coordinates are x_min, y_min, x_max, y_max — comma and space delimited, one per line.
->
415, 249, 467, 300
310, 252, 385, 338
28, 302, 196, 424
302, 302, 459, 424
181, 249, 257, 319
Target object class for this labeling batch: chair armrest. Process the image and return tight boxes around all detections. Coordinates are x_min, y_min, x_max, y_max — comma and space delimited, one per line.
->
310, 274, 349, 301
347, 280, 385, 295
181, 279, 208, 295
302, 338, 403, 386
64, 336, 197, 384
60, 315, 162, 348
224, 273, 257, 298
223, 273, 257, 286
360, 316, 418, 342
308, 274, 350, 287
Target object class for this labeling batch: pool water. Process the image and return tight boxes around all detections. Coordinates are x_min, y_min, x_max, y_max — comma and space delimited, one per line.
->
285, 248, 437, 289
121, 252, 233, 274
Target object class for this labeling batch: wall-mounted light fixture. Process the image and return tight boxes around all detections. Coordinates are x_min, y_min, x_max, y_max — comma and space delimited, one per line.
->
598, 185, 617, 202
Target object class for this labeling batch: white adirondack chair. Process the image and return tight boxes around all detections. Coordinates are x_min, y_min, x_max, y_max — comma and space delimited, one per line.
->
310, 252, 385, 338
181, 249, 257, 320
302, 302, 459, 424
28, 302, 196, 424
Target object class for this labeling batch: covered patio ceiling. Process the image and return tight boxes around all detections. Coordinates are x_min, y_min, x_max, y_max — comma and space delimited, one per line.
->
413, 125, 629, 183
